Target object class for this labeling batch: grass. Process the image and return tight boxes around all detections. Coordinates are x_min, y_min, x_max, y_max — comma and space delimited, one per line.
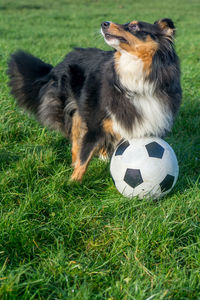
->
0, 0, 200, 299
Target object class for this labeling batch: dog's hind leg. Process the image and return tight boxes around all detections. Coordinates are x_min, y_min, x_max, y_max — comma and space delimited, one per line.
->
98, 147, 110, 161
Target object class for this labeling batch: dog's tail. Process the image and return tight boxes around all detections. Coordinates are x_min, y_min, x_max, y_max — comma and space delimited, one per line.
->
7, 50, 73, 135
8, 50, 53, 114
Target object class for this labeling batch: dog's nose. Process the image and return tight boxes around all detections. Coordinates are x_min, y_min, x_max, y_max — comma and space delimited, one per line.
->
101, 21, 110, 29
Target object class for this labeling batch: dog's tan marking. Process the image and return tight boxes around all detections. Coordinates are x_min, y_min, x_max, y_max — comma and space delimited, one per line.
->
103, 119, 115, 135
103, 119, 121, 141
99, 147, 108, 157
130, 20, 138, 25
114, 52, 121, 74
109, 22, 121, 31
156, 19, 175, 37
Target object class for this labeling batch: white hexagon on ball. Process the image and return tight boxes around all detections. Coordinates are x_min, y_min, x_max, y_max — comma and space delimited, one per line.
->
110, 137, 179, 199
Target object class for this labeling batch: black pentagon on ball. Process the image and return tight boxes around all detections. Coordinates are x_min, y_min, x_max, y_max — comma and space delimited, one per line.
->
124, 168, 143, 189
145, 141, 165, 159
160, 174, 175, 192
115, 140, 130, 156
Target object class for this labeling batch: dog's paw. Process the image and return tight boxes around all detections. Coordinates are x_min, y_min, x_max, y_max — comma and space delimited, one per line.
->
70, 164, 85, 182
98, 148, 110, 162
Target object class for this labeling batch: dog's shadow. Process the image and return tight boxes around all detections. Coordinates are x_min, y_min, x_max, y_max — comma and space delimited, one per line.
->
49, 137, 112, 193
0, 151, 20, 171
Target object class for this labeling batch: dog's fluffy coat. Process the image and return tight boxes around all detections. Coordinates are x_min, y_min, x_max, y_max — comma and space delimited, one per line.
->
8, 18, 181, 181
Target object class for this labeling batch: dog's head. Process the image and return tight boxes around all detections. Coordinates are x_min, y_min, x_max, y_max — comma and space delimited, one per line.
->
101, 19, 175, 72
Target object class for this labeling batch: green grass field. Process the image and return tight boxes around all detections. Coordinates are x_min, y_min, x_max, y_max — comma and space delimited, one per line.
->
0, 0, 200, 299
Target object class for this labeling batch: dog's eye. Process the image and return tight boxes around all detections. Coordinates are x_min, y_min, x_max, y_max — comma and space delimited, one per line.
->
129, 24, 138, 31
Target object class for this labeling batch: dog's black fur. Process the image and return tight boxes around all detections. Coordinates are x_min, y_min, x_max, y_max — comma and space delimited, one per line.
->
8, 19, 182, 181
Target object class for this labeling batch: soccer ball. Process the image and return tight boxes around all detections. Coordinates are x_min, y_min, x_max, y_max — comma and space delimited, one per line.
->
110, 137, 179, 199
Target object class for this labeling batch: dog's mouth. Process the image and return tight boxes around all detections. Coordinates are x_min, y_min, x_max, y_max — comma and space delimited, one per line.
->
103, 32, 128, 44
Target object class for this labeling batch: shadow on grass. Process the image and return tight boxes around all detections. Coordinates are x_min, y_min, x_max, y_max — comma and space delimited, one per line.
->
167, 98, 200, 193
0, 151, 20, 171
0, 5, 7, 10
16, 5, 45, 10
0, 4, 46, 11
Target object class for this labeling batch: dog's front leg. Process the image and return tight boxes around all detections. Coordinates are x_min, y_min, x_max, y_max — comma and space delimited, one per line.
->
71, 112, 87, 167
70, 130, 101, 182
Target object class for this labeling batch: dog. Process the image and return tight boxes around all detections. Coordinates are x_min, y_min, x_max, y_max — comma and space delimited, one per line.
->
8, 18, 182, 181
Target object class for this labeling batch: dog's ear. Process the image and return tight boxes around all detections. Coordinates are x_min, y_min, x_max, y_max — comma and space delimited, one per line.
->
154, 18, 175, 36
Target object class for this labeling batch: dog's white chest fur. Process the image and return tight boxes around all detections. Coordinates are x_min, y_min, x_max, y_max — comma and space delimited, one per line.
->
112, 52, 173, 139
